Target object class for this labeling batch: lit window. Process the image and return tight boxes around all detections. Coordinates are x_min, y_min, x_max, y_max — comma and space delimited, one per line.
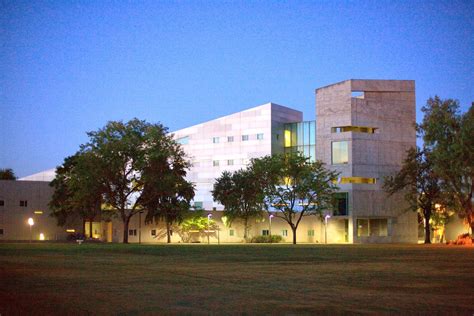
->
281, 230, 288, 237
20, 200, 28, 207
257, 133, 264, 140
331, 126, 377, 134
357, 219, 388, 237
242, 135, 249, 141
213, 137, 219, 144
176, 136, 189, 145
332, 141, 348, 164
0, 200, 4, 206
213, 160, 219, 167
34, 210, 43, 215
333, 193, 348, 216
262, 230, 269, 236
66, 229, 75, 233
229, 229, 234, 236
284, 130, 291, 147
227, 160, 234, 166
308, 229, 315, 237
227, 136, 234, 142
151, 229, 156, 236
337, 177, 376, 184
357, 219, 369, 237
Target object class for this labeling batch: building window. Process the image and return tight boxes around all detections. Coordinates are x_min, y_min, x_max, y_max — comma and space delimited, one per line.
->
308, 229, 315, 237
276, 134, 280, 140
357, 219, 369, 237
257, 133, 264, 140
193, 201, 203, 209
0, 200, 4, 206
332, 141, 348, 164
20, 200, 28, 207
357, 219, 388, 237
176, 136, 189, 145
333, 192, 348, 216
229, 229, 234, 236
227, 136, 234, 142
262, 230, 269, 236
281, 230, 288, 236
0, 228, 3, 235
331, 126, 377, 134
242, 135, 249, 141
337, 177, 376, 184
128, 229, 137, 236
151, 229, 156, 236
213, 137, 219, 144
213, 160, 219, 167
34, 210, 43, 215
227, 160, 234, 166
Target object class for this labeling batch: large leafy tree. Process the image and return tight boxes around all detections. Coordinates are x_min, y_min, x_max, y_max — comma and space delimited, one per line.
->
251, 154, 339, 244
49, 152, 103, 237
212, 169, 264, 242
0, 168, 16, 180
142, 131, 194, 243
418, 97, 474, 234
383, 147, 443, 244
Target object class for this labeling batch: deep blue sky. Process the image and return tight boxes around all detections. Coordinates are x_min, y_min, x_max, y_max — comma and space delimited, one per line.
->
1, 0, 473, 177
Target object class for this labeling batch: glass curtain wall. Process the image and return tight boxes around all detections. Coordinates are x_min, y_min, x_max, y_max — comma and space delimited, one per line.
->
284, 121, 316, 162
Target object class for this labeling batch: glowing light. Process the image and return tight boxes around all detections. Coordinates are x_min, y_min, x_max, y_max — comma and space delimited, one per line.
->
27, 218, 34, 226
66, 229, 75, 233
34, 210, 43, 215
39, 233, 45, 240
284, 130, 292, 147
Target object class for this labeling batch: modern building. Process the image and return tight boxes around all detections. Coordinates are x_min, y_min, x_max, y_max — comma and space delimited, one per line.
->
6, 79, 464, 244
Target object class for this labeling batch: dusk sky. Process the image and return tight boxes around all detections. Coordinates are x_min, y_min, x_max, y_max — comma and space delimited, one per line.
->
1, 0, 473, 177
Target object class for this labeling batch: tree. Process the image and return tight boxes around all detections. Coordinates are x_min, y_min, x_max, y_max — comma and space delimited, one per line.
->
81, 118, 178, 243
142, 132, 194, 243
383, 147, 443, 244
251, 154, 339, 244
418, 97, 474, 234
0, 168, 16, 180
212, 169, 264, 242
49, 152, 103, 237
176, 212, 219, 243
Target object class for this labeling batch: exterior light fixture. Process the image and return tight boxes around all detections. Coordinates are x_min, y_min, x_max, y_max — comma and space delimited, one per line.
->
324, 215, 331, 244
39, 233, 45, 241
269, 214, 274, 237
27, 218, 34, 243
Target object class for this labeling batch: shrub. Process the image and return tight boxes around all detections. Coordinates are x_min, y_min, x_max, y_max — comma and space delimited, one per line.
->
250, 235, 283, 243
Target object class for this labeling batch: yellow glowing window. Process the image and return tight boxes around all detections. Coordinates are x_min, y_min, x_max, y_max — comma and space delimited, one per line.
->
66, 229, 76, 233
331, 126, 377, 134
336, 177, 376, 184
34, 210, 43, 215
284, 130, 292, 147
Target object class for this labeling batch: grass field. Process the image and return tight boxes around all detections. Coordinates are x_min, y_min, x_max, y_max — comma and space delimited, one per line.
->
1, 243, 473, 315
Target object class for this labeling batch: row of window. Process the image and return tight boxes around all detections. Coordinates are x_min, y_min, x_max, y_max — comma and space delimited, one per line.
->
262, 229, 316, 237
213, 133, 264, 144
357, 219, 388, 237
0, 200, 28, 207
213, 159, 238, 167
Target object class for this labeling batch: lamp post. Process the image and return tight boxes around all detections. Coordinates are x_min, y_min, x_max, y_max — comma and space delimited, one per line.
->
269, 214, 274, 236
324, 215, 331, 244
27, 218, 34, 243
207, 213, 212, 244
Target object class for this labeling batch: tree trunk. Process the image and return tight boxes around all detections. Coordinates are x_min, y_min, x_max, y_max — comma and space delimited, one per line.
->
166, 220, 171, 243
291, 225, 297, 244
244, 218, 248, 242
89, 219, 93, 239
123, 216, 130, 244
424, 211, 431, 244
82, 219, 86, 236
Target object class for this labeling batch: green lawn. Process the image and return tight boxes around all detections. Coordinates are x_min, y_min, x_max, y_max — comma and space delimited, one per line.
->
0, 243, 473, 314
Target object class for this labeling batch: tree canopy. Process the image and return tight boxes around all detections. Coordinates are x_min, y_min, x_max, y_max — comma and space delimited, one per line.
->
0, 168, 16, 180
418, 97, 474, 234
251, 154, 339, 244
212, 169, 264, 241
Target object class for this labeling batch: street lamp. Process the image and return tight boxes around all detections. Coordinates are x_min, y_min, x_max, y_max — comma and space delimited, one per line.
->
207, 213, 212, 244
27, 218, 34, 243
269, 214, 274, 236
324, 215, 331, 244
